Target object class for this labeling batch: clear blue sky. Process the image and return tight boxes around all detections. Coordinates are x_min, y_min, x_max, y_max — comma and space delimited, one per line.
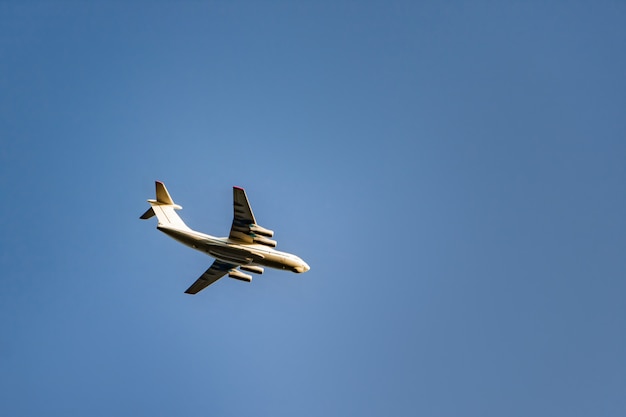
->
1, 2, 625, 416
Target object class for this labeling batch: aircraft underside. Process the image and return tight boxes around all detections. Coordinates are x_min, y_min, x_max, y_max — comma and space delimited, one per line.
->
144, 182, 309, 294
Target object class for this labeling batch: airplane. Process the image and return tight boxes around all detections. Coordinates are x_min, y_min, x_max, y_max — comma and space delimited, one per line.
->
140, 181, 310, 294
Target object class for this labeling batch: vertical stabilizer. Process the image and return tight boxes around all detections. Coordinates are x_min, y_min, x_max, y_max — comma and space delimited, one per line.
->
140, 181, 191, 231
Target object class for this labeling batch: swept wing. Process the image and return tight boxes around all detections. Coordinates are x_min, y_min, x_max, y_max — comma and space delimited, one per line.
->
184, 259, 237, 294
228, 187, 277, 247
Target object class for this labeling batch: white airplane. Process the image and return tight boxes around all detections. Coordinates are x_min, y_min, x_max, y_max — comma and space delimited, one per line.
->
140, 181, 310, 294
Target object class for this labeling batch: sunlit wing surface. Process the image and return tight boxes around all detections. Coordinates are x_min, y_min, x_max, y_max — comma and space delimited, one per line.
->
228, 187, 277, 247
228, 187, 256, 243
184, 260, 237, 294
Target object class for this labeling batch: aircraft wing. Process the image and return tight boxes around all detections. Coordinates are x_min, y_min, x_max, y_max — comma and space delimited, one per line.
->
184, 260, 237, 294
228, 187, 257, 243
228, 187, 277, 246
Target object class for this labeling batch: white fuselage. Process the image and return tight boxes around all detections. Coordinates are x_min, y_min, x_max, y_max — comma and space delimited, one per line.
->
157, 225, 310, 273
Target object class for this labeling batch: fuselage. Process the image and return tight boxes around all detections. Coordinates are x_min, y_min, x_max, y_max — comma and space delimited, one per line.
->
157, 225, 310, 273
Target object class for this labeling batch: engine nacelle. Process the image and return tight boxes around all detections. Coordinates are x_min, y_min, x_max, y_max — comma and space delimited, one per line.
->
253, 235, 277, 247
250, 224, 274, 237
228, 269, 252, 282
240, 265, 264, 274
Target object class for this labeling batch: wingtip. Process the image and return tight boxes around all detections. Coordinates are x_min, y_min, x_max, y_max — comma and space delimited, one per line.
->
233, 186, 244, 190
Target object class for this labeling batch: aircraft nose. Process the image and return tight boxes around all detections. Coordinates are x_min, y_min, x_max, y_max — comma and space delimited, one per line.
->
294, 261, 310, 273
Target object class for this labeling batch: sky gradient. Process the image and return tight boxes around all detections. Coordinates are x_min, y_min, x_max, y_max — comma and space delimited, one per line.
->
1, 2, 625, 416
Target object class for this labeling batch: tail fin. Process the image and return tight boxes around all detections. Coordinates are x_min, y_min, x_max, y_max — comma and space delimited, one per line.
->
140, 181, 191, 230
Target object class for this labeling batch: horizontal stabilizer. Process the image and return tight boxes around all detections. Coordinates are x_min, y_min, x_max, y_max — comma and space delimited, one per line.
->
156, 181, 175, 205
140, 181, 189, 230
140, 207, 155, 220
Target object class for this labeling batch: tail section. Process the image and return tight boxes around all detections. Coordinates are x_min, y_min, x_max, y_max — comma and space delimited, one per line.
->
140, 181, 191, 231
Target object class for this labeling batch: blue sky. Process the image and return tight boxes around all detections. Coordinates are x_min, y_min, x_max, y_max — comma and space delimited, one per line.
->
1, 1, 625, 416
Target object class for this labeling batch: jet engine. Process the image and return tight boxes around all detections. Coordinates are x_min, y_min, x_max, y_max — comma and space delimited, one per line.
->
250, 224, 274, 237
228, 269, 252, 282
253, 236, 277, 247
240, 265, 264, 274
